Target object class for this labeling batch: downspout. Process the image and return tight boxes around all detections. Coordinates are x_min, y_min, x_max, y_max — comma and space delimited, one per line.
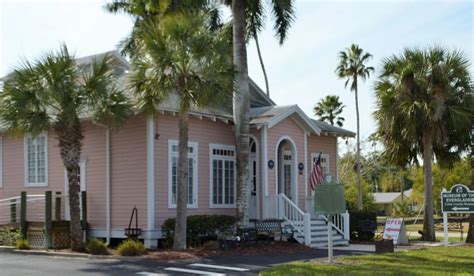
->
105, 128, 111, 244
93, 122, 111, 244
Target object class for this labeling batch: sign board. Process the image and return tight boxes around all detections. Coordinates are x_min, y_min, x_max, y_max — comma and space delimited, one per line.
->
314, 183, 346, 214
441, 184, 474, 213
382, 218, 409, 245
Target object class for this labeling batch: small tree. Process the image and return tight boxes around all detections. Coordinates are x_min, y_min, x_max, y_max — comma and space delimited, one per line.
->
0, 46, 132, 250
128, 10, 234, 250
314, 95, 345, 127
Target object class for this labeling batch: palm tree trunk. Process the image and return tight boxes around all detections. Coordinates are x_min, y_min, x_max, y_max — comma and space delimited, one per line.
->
173, 107, 189, 250
422, 130, 436, 241
467, 155, 474, 243
232, 0, 251, 227
354, 81, 362, 211
54, 119, 84, 251
254, 32, 270, 96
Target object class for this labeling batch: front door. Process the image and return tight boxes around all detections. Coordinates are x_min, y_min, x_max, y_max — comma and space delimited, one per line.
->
64, 160, 86, 220
249, 152, 258, 219
279, 150, 293, 199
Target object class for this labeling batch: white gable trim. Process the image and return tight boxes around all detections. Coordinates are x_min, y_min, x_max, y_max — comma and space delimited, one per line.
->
267, 106, 321, 135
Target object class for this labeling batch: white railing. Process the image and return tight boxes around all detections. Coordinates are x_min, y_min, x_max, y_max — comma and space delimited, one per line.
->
322, 211, 350, 241
278, 193, 311, 246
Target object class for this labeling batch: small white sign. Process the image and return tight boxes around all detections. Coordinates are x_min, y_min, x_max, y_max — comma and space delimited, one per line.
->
383, 217, 409, 245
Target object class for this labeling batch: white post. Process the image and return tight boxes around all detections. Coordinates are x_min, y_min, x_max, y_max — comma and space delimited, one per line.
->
343, 210, 350, 241
443, 212, 448, 246
278, 194, 284, 219
328, 214, 333, 263
304, 212, 311, 246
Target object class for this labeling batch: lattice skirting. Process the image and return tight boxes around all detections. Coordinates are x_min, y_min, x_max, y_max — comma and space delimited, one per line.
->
27, 227, 45, 249
52, 231, 70, 249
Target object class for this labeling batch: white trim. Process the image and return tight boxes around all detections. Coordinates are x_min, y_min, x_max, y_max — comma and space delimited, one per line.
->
168, 139, 199, 209
146, 115, 155, 232
274, 135, 298, 205
304, 132, 308, 198
262, 126, 268, 197
0, 136, 3, 188
209, 143, 237, 208
248, 134, 260, 219
266, 105, 321, 135
24, 132, 48, 187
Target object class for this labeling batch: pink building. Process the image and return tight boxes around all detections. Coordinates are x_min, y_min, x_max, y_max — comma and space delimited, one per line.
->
0, 52, 354, 248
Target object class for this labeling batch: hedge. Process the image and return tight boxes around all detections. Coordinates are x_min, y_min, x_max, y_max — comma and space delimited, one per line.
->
162, 214, 236, 248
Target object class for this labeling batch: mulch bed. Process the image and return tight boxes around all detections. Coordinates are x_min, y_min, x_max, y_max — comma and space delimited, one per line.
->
47, 241, 313, 261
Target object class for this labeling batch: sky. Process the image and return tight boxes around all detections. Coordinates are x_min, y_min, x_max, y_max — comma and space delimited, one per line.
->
1, 0, 473, 147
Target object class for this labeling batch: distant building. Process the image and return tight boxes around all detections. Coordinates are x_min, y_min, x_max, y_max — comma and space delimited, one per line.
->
373, 189, 415, 216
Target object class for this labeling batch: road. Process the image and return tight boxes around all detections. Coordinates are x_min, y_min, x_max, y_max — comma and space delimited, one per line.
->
0, 248, 370, 275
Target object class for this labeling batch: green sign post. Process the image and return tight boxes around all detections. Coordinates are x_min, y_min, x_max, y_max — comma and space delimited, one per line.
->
314, 181, 346, 263
440, 184, 474, 245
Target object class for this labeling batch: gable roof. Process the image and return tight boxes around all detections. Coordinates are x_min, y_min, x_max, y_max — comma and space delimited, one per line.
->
250, 105, 322, 135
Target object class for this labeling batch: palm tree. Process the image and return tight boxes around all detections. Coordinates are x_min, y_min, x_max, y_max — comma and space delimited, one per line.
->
229, 0, 295, 227
374, 47, 473, 241
0, 46, 132, 251
336, 44, 374, 211
128, 11, 234, 250
314, 95, 345, 127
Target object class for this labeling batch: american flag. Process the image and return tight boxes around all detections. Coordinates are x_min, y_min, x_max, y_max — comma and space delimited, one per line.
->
310, 153, 324, 191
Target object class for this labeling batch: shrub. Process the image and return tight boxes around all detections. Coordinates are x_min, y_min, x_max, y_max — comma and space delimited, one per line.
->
15, 239, 30, 250
117, 239, 146, 256
85, 238, 109, 255
349, 210, 377, 241
161, 215, 236, 248
0, 227, 21, 246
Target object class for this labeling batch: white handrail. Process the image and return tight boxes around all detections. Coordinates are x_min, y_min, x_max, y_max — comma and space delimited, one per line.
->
278, 193, 311, 245
0, 196, 21, 204
321, 211, 349, 238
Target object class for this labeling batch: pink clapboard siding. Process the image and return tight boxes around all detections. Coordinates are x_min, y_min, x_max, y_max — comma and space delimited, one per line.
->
110, 114, 147, 229
154, 114, 237, 229
266, 117, 306, 210
306, 134, 338, 180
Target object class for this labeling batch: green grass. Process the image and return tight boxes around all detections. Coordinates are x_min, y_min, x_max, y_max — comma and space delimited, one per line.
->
261, 246, 474, 275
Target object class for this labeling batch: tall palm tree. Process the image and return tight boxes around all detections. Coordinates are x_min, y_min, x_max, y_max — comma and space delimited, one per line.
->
336, 44, 374, 211
230, 0, 295, 227
374, 47, 473, 241
129, 11, 234, 250
314, 95, 345, 127
0, 46, 132, 251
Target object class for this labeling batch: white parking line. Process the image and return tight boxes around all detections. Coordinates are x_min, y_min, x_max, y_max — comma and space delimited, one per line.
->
164, 267, 225, 276
190, 263, 250, 272
136, 272, 169, 276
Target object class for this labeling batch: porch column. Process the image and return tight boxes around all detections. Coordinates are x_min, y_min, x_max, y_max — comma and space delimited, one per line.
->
261, 125, 268, 218
145, 114, 157, 248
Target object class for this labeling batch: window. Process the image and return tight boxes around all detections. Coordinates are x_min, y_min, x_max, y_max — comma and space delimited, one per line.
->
0, 136, 3, 188
24, 133, 48, 187
168, 140, 198, 208
311, 153, 330, 177
210, 144, 236, 208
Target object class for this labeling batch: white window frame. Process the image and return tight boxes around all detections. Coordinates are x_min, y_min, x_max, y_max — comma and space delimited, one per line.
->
311, 152, 330, 177
0, 136, 3, 188
209, 143, 237, 208
24, 133, 48, 187
168, 140, 198, 209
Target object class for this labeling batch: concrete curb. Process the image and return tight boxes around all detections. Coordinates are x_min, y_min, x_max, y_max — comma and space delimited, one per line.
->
1, 248, 147, 261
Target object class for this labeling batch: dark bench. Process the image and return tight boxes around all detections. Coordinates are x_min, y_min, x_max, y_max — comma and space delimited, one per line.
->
253, 219, 284, 242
